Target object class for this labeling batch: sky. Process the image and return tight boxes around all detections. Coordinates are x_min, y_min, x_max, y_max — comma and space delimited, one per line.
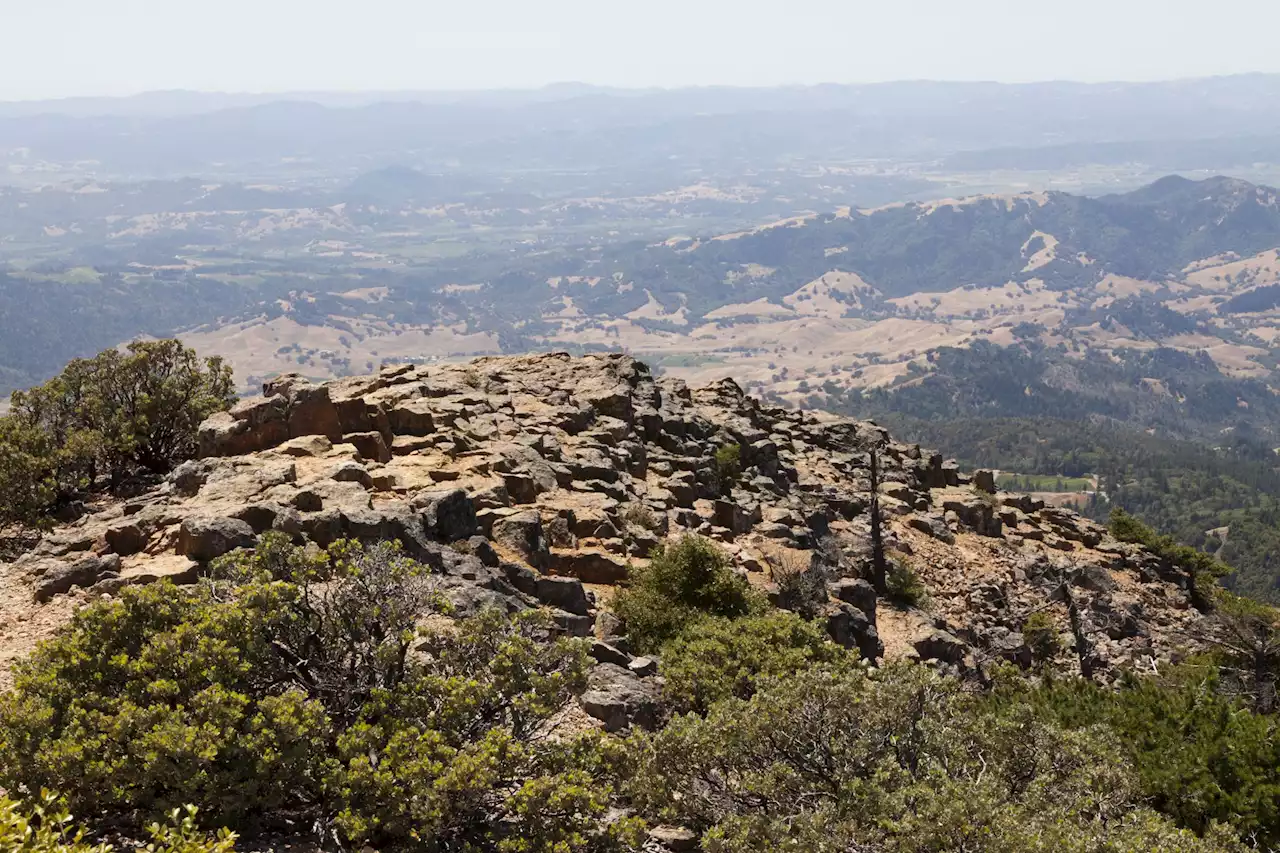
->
6, 0, 1280, 100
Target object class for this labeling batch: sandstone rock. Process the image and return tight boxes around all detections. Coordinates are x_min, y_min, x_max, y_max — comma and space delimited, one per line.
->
549, 549, 630, 584
535, 576, 591, 616
291, 488, 324, 512
580, 663, 661, 732
915, 630, 968, 665
551, 609, 595, 637
830, 578, 877, 624
974, 469, 996, 494
647, 826, 698, 853
176, 516, 256, 563
33, 554, 122, 602
10, 352, 1216, 689
942, 496, 1003, 538
347, 431, 391, 464
492, 511, 550, 569
169, 459, 208, 496
231, 502, 286, 534
104, 522, 147, 557
1075, 564, 1118, 593
329, 461, 374, 487
277, 435, 333, 457
906, 513, 955, 544
414, 488, 478, 542
828, 603, 883, 661
989, 631, 1032, 668
590, 640, 632, 667
285, 382, 344, 439
629, 656, 659, 677
388, 399, 436, 436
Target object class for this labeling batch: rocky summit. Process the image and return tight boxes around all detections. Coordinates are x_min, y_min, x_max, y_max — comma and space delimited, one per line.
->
1, 352, 1214, 718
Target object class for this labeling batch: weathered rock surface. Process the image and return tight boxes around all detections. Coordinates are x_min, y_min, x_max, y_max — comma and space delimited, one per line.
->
3, 352, 1223, 691
579, 663, 662, 732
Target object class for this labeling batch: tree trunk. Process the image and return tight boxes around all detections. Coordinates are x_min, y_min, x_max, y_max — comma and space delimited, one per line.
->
869, 449, 888, 595
1062, 574, 1096, 681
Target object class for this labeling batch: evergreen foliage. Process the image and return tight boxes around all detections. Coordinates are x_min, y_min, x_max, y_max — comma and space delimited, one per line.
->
610, 536, 764, 653
0, 340, 233, 530
0, 535, 640, 851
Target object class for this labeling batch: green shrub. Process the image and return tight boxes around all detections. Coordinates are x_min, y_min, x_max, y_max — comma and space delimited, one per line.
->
886, 558, 926, 606
713, 444, 742, 494
659, 611, 850, 715
1022, 611, 1062, 664
0, 793, 236, 853
0, 418, 62, 531
0, 340, 233, 529
1000, 665, 1280, 846
1110, 508, 1230, 579
0, 534, 636, 851
611, 536, 764, 654
634, 664, 1244, 852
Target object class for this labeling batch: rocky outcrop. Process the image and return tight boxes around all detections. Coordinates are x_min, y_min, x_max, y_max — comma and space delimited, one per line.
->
3, 352, 1222, 694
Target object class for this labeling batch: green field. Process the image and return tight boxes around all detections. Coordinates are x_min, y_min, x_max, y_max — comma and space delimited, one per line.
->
997, 472, 1094, 493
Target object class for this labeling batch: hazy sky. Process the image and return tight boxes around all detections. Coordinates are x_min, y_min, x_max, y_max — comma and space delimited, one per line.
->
7, 0, 1280, 100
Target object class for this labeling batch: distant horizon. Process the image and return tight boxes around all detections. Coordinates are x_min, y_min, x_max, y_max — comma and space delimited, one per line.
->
8, 0, 1280, 101
4, 71, 1280, 106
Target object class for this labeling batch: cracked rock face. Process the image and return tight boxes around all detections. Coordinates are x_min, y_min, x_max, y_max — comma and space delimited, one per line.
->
4, 352, 1219, 703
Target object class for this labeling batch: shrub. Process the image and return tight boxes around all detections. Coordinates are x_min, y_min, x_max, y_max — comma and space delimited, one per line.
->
0, 793, 236, 853
620, 503, 660, 532
634, 664, 1245, 852
0, 340, 233, 528
0, 534, 635, 851
1110, 508, 1230, 579
1022, 611, 1062, 664
713, 444, 741, 494
0, 418, 62, 531
766, 548, 829, 620
611, 536, 763, 654
659, 611, 850, 714
1003, 665, 1280, 846
886, 558, 926, 606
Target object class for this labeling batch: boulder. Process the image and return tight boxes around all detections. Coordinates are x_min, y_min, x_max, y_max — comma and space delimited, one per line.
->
827, 603, 884, 661
388, 399, 436, 436
33, 554, 122, 602
231, 502, 286, 534
915, 630, 968, 665
168, 459, 209, 496
492, 510, 550, 569
330, 461, 374, 488
549, 549, 630, 584
535, 576, 591, 616
647, 827, 698, 852
285, 383, 344, 439
414, 488, 478, 542
906, 514, 955, 544
590, 640, 633, 667
347, 431, 391, 464
176, 516, 256, 563
629, 656, 659, 677
1075, 564, 1118, 593
579, 663, 662, 732
830, 578, 877, 624
104, 522, 147, 557
551, 609, 595, 637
